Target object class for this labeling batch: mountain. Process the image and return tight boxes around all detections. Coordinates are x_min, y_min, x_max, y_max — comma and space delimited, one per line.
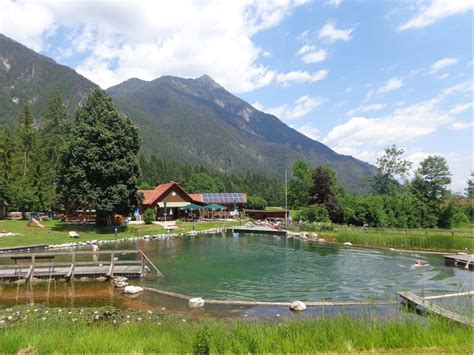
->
0, 33, 375, 190
107, 75, 376, 190
0, 34, 98, 126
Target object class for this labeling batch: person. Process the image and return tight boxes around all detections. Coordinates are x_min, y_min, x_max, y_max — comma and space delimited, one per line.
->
92, 243, 100, 262
411, 260, 429, 269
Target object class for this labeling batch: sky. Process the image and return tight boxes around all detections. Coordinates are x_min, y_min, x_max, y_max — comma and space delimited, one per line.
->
0, 0, 472, 192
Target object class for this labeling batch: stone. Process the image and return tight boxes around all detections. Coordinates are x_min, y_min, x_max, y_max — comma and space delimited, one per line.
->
113, 276, 128, 283
344, 242, 352, 246
114, 281, 128, 288
68, 231, 80, 238
188, 297, 205, 308
290, 300, 306, 311
317, 238, 326, 244
123, 285, 144, 294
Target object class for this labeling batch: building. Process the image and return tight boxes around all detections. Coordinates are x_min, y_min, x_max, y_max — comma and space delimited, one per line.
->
138, 181, 247, 220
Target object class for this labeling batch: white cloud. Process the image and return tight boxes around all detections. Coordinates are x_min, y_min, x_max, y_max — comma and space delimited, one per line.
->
442, 80, 473, 96
449, 121, 474, 130
436, 73, 449, 80
297, 46, 328, 63
449, 102, 474, 115
399, 0, 474, 31
347, 103, 387, 116
0, 0, 308, 91
276, 70, 328, 85
378, 77, 404, 93
429, 57, 458, 75
261, 96, 327, 120
326, 0, 342, 7
318, 22, 353, 42
324, 98, 451, 148
344, 87, 352, 94
294, 124, 321, 140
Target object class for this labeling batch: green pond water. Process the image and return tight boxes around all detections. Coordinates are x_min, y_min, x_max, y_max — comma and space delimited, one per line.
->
99, 234, 472, 302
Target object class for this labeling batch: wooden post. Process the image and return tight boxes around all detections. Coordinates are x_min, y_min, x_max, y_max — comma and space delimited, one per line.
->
141, 254, 145, 277
30, 255, 35, 282
106, 252, 115, 279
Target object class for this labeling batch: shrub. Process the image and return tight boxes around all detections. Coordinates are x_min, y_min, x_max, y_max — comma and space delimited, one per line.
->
298, 204, 330, 223
143, 208, 155, 224
246, 195, 268, 210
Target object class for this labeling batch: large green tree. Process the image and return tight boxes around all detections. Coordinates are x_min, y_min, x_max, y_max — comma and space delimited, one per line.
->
58, 89, 141, 225
373, 145, 412, 194
39, 94, 70, 210
308, 166, 340, 221
412, 155, 451, 203
288, 160, 314, 208
0, 128, 13, 202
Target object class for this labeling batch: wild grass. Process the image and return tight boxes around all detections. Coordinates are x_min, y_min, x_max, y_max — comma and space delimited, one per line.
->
334, 229, 473, 252
0, 308, 471, 353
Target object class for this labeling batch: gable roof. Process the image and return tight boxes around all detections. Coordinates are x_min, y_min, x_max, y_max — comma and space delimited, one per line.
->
139, 182, 193, 205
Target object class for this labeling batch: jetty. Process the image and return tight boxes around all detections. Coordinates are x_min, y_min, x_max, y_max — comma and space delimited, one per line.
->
232, 226, 287, 236
443, 254, 473, 271
398, 291, 473, 326
0, 249, 162, 282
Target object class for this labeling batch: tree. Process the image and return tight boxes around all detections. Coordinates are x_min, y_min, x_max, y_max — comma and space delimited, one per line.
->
14, 104, 35, 177
298, 204, 330, 223
288, 160, 314, 208
412, 155, 451, 203
0, 128, 13, 202
58, 89, 141, 225
184, 173, 223, 193
246, 195, 267, 210
465, 172, 474, 198
373, 145, 412, 194
308, 166, 340, 221
39, 95, 70, 211
143, 208, 155, 224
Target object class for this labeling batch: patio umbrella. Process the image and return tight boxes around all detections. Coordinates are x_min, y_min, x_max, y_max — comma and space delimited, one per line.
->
204, 204, 227, 211
180, 203, 203, 211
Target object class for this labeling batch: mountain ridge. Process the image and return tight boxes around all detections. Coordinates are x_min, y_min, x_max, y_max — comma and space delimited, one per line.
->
0, 33, 376, 190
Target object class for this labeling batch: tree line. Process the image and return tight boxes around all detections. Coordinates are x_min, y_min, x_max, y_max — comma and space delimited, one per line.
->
289, 146, 472, 229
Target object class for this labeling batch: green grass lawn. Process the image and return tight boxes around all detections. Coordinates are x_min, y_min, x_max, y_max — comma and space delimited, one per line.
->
0, 305, 471, 353
0, 219, 243, 249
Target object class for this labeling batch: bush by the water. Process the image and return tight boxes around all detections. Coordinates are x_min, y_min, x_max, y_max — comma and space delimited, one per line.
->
297, 204, 330, 223
143, 208, 155, 224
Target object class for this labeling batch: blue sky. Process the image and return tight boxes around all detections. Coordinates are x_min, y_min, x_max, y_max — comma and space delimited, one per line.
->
0, 0, 472, 191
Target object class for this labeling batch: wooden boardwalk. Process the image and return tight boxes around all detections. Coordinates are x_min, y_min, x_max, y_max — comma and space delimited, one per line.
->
398, 291, 473, 326
0, 249, 162, 282
443, 254, 473, 271
232, 226, 287, 236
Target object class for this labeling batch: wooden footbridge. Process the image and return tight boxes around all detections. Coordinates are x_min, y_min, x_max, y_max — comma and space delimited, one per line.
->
443, 254, 473, 271
398, 291, 474, 326
0, 249, 162, 282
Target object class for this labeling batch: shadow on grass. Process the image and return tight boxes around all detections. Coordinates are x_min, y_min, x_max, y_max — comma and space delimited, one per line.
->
51, 223, 129, 235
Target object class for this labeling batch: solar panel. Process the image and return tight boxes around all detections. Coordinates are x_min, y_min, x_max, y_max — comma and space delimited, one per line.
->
201, 193, 244, 203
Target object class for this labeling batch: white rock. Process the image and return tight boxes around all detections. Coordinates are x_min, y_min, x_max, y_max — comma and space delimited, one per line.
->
114, 281, 128, 288
290, 300, 306, 311
123, 285, 144, 294
317, 238, 326, 244
344, 242, 352, 246
188, 297, 205, 308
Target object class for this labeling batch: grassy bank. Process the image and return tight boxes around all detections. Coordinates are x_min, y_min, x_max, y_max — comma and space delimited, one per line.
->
0, 306, 471, 353
0, 219, 243, 249
290, 224, 473, 252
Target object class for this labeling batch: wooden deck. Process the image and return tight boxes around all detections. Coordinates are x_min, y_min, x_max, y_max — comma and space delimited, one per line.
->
232, 226, 287, 236
398, 291, 473, 326
0, 249, 162, 282
443, 254, 473, 271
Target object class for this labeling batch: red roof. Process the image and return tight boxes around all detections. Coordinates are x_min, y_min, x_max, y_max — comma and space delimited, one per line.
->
139, 182, 179, 205
189, 193, 203, 203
